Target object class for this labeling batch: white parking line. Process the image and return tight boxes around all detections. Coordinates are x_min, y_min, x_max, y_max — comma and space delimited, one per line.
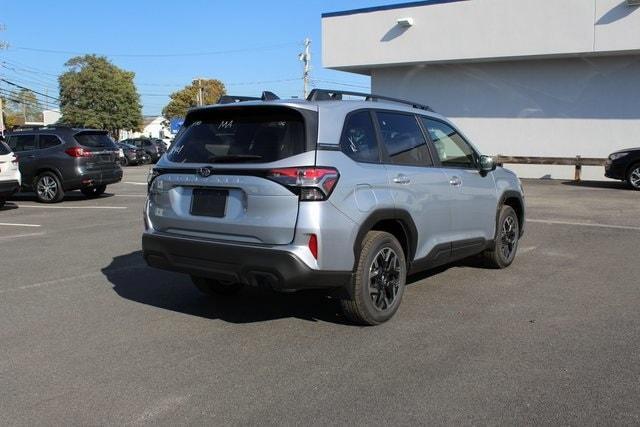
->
113, 194, 147, 198
0, 263, 147, 294
124, 182, 147, 186
528, 218, 640, 231
16, 205, 127, 210
0, 232, 45, 241
0, 222, 42, 227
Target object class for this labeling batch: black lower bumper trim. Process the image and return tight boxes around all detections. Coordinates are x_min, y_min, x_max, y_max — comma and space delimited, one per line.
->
142, 232, 352, 291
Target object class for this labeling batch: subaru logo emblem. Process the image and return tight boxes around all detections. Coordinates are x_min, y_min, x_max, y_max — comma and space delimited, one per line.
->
197, 167, 212, 178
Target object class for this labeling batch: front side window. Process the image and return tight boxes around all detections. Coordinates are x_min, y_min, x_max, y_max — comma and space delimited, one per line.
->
340, 111, 379, 163
421, 118, 476, 168
7, 134, 37, 152
375, 112, 431, 166
39, 135, 62, 150
167, 108, 307, 164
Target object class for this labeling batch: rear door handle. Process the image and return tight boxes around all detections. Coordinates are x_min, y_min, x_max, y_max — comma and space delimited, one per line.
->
449, 176, 462, 186
393, 174, 411, 185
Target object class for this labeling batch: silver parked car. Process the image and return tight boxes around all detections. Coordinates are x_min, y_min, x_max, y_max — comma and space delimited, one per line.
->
142, 89, 525, 325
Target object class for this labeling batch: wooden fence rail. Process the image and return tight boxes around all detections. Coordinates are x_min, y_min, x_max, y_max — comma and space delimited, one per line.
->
494, 155, 607, 181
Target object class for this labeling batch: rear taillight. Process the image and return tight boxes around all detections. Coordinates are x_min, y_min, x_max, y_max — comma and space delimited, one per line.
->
65, 147, 93, 158
147, 168, 161, 193
11, 155, 18, 165
267, 167, 339, 201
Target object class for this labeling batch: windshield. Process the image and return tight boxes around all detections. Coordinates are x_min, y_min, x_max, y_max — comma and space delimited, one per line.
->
167, 108, 306, 164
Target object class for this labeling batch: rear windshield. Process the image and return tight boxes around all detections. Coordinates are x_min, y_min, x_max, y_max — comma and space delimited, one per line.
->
75, 132, 116, 149
0, 141, 11, 155
167, 108, 307, 164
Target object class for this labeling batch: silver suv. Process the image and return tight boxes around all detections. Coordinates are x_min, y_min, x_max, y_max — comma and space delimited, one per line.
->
142, 89, 525, 325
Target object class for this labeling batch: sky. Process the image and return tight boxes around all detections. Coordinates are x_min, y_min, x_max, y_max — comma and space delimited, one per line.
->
1, 0, 403, 116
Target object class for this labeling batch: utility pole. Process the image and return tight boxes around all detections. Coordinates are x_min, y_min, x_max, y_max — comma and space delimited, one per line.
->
0, 23, 6, 135
196, 78, 204, 106
299, 38, 311, 99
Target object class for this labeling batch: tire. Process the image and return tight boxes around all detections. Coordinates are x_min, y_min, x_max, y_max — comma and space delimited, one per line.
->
0, 199, 5, 208
627, 163, 640, 190
483, 205, 520, 269
81, 185, 106, 198
191, 276, 244, 296
34, 172, 64, 203
340, 231, 407, 326
120, 157, 129, 167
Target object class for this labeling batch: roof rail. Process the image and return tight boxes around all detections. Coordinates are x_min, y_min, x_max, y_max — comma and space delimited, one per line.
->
307, 88, 433, 112
217, 91, 280, 104
10, 124, 72, 132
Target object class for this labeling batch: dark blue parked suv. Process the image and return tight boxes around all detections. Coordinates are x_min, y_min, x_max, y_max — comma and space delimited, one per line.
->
5, 126, 122, 203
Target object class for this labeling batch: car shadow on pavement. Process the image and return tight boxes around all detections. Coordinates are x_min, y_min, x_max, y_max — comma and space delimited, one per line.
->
102, 251, 349, 325
560, 180, 632, 190
10, 191, 117, 203
0, 201, 19, 211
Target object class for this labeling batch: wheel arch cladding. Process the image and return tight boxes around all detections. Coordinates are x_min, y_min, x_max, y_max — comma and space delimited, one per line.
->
500, 191, 525, 235
353, 209, 417, 269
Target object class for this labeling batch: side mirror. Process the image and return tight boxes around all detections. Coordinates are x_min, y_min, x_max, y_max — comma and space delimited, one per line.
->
479, 155, 497, 175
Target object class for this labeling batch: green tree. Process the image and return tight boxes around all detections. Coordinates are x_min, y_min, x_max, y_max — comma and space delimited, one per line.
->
6, 89, 41, 122
162, 79, 225, 119
58, 54, 142, 135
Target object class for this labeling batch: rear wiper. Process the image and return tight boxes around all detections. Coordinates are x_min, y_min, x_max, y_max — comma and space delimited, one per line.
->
208, 154, 263, 163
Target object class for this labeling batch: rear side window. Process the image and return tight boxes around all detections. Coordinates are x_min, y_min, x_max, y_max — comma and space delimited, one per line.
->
7, 134, 37, 152
75, 133, 116, 148
340, 111, 379, 163
167, 108, 306, 164
375, 112, 432, 166
0, 141, 10, 155
39, 135, 62, 149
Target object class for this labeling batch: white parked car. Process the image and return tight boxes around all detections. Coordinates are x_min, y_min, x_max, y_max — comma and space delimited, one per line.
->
0, 139, 21, 207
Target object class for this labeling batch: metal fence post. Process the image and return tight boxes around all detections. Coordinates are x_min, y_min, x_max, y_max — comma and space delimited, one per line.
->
575, 156, 582, 181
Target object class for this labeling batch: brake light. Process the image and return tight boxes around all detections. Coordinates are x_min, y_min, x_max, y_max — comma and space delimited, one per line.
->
267, 167, 339, 201
308, 234, 318, 260
65, 147, 93, 158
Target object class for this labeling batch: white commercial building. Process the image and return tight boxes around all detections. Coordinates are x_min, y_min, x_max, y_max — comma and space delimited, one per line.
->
119, 116, 172, 145
322, 0, 640, 179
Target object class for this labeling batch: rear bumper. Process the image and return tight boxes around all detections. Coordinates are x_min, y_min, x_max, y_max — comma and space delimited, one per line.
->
0, 180, 20, 198
65, 168, 123, 190
142, 231, 352, 291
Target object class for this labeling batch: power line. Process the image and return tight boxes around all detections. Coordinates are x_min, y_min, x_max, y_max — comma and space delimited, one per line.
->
0, 87, 58, 108
0, 79, 60, 101
0, 60, 60, 80
12, 42, 299, 58
0, 89, 54, 110
0, 69, 59, 92
311, 79, 370, 89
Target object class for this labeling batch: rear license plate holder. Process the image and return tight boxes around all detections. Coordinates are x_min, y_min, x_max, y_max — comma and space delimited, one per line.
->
191, 189, 228, 217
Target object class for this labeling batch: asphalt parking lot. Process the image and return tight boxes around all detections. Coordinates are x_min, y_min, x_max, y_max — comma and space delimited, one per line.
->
1, 166, 639, 425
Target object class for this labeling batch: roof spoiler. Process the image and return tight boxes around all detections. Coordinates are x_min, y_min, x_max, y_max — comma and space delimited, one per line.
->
307, 88, 433, 112
217, 91, 280, 104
